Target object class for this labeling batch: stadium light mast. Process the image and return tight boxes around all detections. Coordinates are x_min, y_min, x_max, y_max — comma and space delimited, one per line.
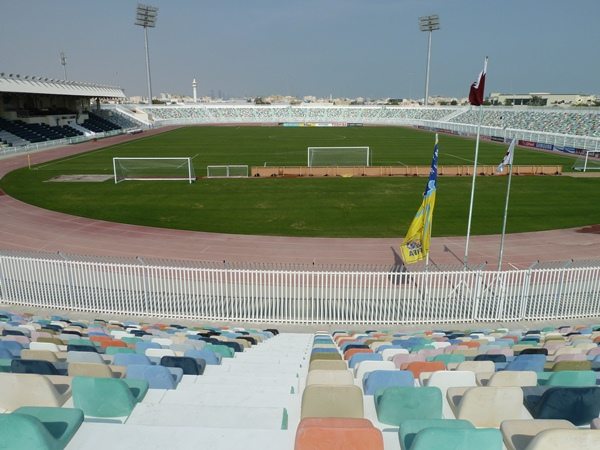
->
135, 3, 158, 105
60, 52, 67, 81
419, 14, 440, 106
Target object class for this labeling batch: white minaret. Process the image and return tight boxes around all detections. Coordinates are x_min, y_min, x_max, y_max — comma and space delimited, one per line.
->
192, 78, 197, 103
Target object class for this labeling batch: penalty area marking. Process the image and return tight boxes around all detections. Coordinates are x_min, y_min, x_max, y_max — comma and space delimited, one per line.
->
268, 134, 347, 141
44, 174, 114, 182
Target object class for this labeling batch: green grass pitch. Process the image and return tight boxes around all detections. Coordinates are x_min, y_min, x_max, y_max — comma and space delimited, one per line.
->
1, 126, 598, 238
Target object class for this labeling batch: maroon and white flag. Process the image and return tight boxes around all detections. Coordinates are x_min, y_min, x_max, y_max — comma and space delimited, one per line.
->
497, 139, 516, 173
469, 58, 488, 106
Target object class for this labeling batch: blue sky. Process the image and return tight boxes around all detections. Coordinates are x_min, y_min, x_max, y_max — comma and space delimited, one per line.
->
1, 0, 598, 100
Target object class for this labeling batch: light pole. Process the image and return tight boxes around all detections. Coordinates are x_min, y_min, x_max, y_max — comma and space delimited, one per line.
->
419, 14, 440, 106
60, 52, 67, 80
135, 4, 158, 105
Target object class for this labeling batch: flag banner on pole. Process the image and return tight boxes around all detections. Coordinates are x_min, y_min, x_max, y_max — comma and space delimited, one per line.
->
497, 139, 516, 173
469, 59, 487, 106
401, 135, 439, 264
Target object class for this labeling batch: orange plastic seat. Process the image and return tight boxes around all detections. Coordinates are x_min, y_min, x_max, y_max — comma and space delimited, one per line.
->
344, 348, 373, 361
295, 417, 384, 450
100, 339, 128, 349
405, 361, 446, 379
89, 335, 112, 343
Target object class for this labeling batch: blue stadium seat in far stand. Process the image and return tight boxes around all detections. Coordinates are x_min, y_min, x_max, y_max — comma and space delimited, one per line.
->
126, 364, 181, 389
348, 352, 382, 369
0, 406, 84, 450
363, 370, 415, 395
113, 353, 152, 367
0, 340, 24, 357
160, 355, 206, 375
0, 348, 15, 359
183, 349, 222, 365
135, 341, 162, 353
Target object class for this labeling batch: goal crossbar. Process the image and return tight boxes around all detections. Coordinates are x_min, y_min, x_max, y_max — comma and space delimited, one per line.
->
113, 157, 196, 183
308, 147, 370, 167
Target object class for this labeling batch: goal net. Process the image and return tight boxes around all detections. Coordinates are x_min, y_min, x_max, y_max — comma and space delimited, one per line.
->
206, 165, 249, 178
308, 147, 370, 167
572, 150, 600, 172
113, 157, 196, 183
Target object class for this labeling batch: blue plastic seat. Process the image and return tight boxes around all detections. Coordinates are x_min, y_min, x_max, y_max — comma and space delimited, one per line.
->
184, 349, 222, 365
0, 341, 24, 357
363, 370, 414, 395
135, 341, 162, 353
113, 352, 152, 366
160, 355, 205, 375
348, 352, 382, 369
126, 364, 181, 389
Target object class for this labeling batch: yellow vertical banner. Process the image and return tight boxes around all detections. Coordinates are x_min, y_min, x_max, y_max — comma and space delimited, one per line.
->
400, 135, 438, 264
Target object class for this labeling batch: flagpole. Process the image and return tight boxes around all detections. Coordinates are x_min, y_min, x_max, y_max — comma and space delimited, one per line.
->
498, 136, 515, 271
463, 56, 488, 270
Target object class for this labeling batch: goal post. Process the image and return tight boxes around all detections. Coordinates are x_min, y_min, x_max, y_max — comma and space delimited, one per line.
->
307, 147, 370, 167
572, 150, 600, 172
113, 157, 196, 183
206, 165, 249, 178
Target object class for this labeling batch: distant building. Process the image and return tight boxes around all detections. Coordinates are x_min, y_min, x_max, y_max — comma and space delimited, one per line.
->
488, 92, 597, 106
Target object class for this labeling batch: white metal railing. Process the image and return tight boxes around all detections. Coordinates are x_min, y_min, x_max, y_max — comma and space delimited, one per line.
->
1, 252, 599, 325
418, 120, 600, 152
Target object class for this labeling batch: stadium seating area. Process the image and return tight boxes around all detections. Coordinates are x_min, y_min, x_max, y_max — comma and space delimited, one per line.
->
0, 117, 84, 147
448, 109, 600, 137
142, 106, 455, 124
138, 105, 600, 140
2, 309, 600, 449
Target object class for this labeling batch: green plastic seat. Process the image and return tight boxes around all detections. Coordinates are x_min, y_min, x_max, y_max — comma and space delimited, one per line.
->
375, 386, 442, 426
120, 337, 143, 345
67, 338, 97, 347
0, 359, 12, 373
105, 346, 136, 355
0, 406, 84, 450
203, 344, 234, 358
409, 427, 503, 450
543, 370, 597, 387
431, 354, 466, 365
399, 419, 475, 450
72, 376, 148, 418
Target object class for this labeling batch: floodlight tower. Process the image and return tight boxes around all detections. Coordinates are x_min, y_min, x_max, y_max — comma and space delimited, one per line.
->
135, 3, 158, 105
60, 52, 67, 80
193, 78, 197, 103
419, 14, 440, 106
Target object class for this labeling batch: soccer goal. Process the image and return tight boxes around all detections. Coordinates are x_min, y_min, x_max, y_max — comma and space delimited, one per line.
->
113, 157, 196, 183
307, 147, 370, 167
206, 165, 249, 178
572, 150, 600, 172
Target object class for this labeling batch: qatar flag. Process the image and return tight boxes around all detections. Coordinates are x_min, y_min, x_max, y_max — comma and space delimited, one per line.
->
469, 59, 487, 106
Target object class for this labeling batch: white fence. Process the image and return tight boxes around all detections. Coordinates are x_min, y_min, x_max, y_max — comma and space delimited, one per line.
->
1, 252, 599, 325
